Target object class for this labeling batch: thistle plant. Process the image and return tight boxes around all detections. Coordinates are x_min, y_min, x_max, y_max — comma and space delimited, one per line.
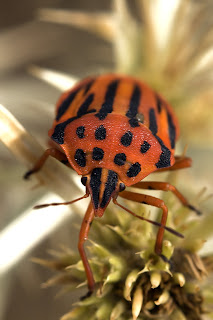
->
1, 1, 213, 320
34, 196, 213, 320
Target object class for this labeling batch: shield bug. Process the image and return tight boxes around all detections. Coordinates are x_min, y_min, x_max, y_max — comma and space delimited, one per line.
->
25, 74, 200, 295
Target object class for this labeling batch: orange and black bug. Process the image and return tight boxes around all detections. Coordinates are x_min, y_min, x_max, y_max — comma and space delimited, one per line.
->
24, 74, 201, 295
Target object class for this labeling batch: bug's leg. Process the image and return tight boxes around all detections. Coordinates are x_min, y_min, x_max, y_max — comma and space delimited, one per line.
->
156, 156, 192, 172
132, 181, 201, 215
24, 148, 68, 179
78, 201, 95, 298
117, 190, 168, 256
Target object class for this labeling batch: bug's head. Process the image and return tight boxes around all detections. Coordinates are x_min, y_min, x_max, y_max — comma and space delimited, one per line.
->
81, 168, 125, 217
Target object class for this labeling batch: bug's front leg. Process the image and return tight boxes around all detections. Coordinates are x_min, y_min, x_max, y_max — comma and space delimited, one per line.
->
118, 190, 168, 256
78, 201, 95, 297
24, 148, 68, 179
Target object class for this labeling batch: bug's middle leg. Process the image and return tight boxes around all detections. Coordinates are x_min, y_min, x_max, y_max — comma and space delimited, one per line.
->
132, 181, 201, 215
118, 190, 168, 256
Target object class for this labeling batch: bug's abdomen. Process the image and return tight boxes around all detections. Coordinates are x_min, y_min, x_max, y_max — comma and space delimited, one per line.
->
49, 74, 179, 154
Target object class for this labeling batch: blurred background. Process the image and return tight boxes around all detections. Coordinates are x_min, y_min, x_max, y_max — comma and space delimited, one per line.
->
0, 1, 213, 320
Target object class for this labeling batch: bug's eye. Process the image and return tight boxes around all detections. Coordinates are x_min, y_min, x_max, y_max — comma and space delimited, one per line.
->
81, 177, 87, 186
119, 183, 126, 192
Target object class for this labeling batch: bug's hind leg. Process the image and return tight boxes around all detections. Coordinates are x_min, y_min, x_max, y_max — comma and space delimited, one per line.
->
24, 148, 69, 179
132, 181, 201, 215
78, 201, 95, 298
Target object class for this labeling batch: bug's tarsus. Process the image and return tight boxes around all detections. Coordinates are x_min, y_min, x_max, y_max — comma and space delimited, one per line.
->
23, 169, 35, 180
80, 290, 93, 301
187, 204, 202, 216
159, 254, 173, 269
34, 203, 56, 209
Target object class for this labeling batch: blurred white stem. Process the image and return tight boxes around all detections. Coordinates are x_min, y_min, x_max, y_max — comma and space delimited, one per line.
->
38, 8, 114, 41
28, 65, 78, 91
0, 193, 88, 275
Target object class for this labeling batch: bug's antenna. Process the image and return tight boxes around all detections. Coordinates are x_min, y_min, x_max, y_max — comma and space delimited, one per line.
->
34, 193, 89, 209
113, 199, 183, 238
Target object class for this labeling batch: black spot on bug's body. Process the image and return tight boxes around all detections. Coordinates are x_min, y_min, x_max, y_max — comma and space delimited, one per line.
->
147, 107, 172, 168
77, 94, 94, 117
155, 94, 162, 113
51, 119, 72, 144
95, 80, 119, 120
126, 85, 141, 128
155, 136, 171, 168
155, 152, 171, 168
56, 80, 95, 121
114, 153, 126, 166
90, 168, 118, 210
126, 85, 141, 118
92, 147, 104, 161
90, 168, 102, 209
128, 118, 140, 127
76, 126, 85, 139
95, 125, 106, 140
154, 94, 176, 149
83, 79, 95, 95
140, 141, 151, 154
149, 108, 158, 135
51, 94, 95, 144
121, 131, 133, 146
75, 149, 86, 167
100, 170, 118, 208
56, 88, 80, 121
127, 162, 141, 177
167, 111, 176, 149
